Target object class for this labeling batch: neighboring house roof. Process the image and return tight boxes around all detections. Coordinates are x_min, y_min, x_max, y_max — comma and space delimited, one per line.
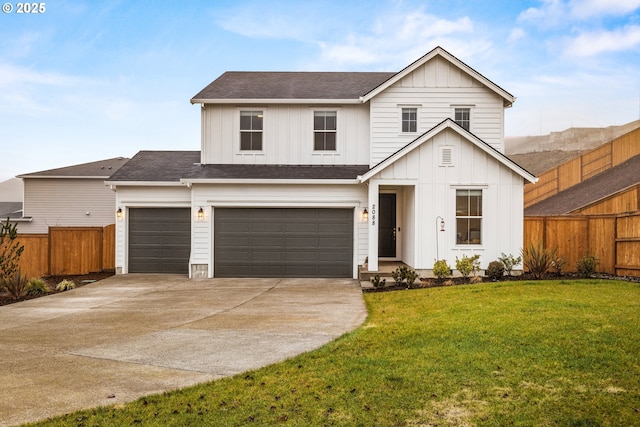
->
107, 151, 369, 183
361, 46, 515, 107
18, 157, 129, 179
359, 119, 537, 184
191, 72, 395, 103
525, 154, 640, 216
0, 202, 22, 219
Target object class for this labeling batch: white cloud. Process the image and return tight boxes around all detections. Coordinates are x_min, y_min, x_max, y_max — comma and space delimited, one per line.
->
316, 11, 482, 70
569, 0, 640, 19
518, 0, 568, 26
564, 25, 640, 57
508, 28, 527, 43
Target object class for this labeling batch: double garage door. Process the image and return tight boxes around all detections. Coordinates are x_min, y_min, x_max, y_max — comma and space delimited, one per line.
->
129, 208, 353, 277
215, 208, 353, 278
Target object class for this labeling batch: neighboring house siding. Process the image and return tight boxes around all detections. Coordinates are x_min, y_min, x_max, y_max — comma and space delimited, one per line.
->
201, 104, 370, 166
20, 178, 116, 234
191, 183, 368, 277
114, 186, 191, 274
370, 56, 504, 166
370, 128, 523, 269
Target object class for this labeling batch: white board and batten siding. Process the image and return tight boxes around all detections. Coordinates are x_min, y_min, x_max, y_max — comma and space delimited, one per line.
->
19, 178, 117, 234
190, 183, 369, 278
370, 128, 524, 270
201, 104, 371, 166
370, 56, 505, 166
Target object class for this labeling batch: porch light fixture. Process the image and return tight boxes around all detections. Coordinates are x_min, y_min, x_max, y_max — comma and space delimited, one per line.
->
197, 207, 204, 220
362, 208, 368, 222
116, 208, 123, 221
435, 216, 445, 260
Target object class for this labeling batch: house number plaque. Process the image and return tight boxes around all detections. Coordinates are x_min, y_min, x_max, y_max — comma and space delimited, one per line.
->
371, 203, 376, 225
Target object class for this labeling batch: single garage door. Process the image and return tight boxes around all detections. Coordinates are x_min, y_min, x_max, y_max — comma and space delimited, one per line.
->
128, 208, 191, 274
214, 208, 353, 278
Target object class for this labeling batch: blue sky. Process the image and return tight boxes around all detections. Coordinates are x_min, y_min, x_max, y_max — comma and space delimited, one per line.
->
1, 0, 639, 181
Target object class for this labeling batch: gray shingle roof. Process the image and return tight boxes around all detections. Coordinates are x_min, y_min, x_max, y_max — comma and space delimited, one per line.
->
191, 72, 395, 101
106, 151, 369, 182
525, 154, 640, 215
107, 151, 201, 182
0, 202, 22, 219
19, 157, 129, 178
185, 164, 369, 180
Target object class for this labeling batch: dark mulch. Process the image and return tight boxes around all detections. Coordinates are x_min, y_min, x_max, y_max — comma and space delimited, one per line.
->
0, 271, 115, 306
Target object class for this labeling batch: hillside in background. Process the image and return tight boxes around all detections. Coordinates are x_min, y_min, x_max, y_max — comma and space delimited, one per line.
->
506, 120, 640, 175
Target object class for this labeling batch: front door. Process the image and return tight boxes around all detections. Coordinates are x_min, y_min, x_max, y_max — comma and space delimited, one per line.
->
378, 193, 396, 257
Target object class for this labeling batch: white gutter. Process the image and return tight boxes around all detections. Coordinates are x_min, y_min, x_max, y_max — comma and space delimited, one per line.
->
190, 98, 362, 105
181, 178, 360, 185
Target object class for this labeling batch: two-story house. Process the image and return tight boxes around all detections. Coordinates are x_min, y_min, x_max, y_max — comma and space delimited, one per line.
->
107, 46, 536, 278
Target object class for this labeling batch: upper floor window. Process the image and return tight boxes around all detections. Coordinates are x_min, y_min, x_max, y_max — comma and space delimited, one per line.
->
240, 111, 263, 151
401, 107, 417, 133
314, 111, 336, 151
456, 189, 482, 245
454, 108, 470, 131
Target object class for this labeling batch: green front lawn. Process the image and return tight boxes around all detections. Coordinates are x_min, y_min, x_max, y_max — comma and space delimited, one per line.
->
31, 280, 640, 426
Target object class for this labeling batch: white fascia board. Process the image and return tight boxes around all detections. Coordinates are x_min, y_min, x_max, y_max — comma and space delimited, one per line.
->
191, 98, 362, 105
208, 200, 362, 208
182, 178, 360, 185
104, 181, 189, 187
18, 175, 110, 179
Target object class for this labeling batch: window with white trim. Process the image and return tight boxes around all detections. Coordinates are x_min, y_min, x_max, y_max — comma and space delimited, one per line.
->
314, 111, 337, 151
454, 108, 470, 131
456, 189, 482, 245
240, 110, 263, 151
401, 107, 417, 133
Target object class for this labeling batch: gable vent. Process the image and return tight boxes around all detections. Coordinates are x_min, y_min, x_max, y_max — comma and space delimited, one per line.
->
440, 146, 454, 166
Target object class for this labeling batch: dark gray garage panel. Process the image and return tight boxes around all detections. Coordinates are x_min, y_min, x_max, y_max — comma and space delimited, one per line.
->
129, 208, 191, 274
215, 208, 353, 278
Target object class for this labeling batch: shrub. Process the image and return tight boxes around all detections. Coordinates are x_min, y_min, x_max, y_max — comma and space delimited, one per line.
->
433, 259, 451, 281
576, 254, 599, 277
370, 274, 386, 288
0, 218, 24, 280
522, 242, 555, 279
455, 254, 481, 280
391, 265, 418, 286
498, 253, 522, 276
1, 270, 29, 300
486, 260, 505, 281
56, 279, 76, 292
26, 277, 49, 296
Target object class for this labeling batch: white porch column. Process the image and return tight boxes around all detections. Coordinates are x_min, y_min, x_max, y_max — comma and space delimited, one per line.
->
367, 180, 379, 271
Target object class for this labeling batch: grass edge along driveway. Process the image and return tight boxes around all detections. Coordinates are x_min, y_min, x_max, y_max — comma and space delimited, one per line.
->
30, 279, 640, 426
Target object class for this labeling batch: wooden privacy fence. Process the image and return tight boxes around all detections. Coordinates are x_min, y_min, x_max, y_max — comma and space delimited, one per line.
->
524, 213, 640, 277
9, 225, 115, 278
525, 127, 640, 208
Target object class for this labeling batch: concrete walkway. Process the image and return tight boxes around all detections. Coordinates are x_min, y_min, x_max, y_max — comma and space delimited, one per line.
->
0, 275, 367, 426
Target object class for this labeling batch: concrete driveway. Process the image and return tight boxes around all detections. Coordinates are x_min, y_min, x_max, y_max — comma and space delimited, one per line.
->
0, 275, 366, 426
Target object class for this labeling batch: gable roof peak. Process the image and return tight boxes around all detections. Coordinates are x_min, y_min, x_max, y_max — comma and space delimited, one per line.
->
361, 46, 515, 107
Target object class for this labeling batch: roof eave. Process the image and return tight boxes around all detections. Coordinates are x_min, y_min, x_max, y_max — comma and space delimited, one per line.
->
181, 178, 360, 185
18, 175, 112, 179
104, 180, 188, 187
191, 98, 362, 105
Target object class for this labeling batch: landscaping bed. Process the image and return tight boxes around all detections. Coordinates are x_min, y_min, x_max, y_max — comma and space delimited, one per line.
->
0, 271, 114, 306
